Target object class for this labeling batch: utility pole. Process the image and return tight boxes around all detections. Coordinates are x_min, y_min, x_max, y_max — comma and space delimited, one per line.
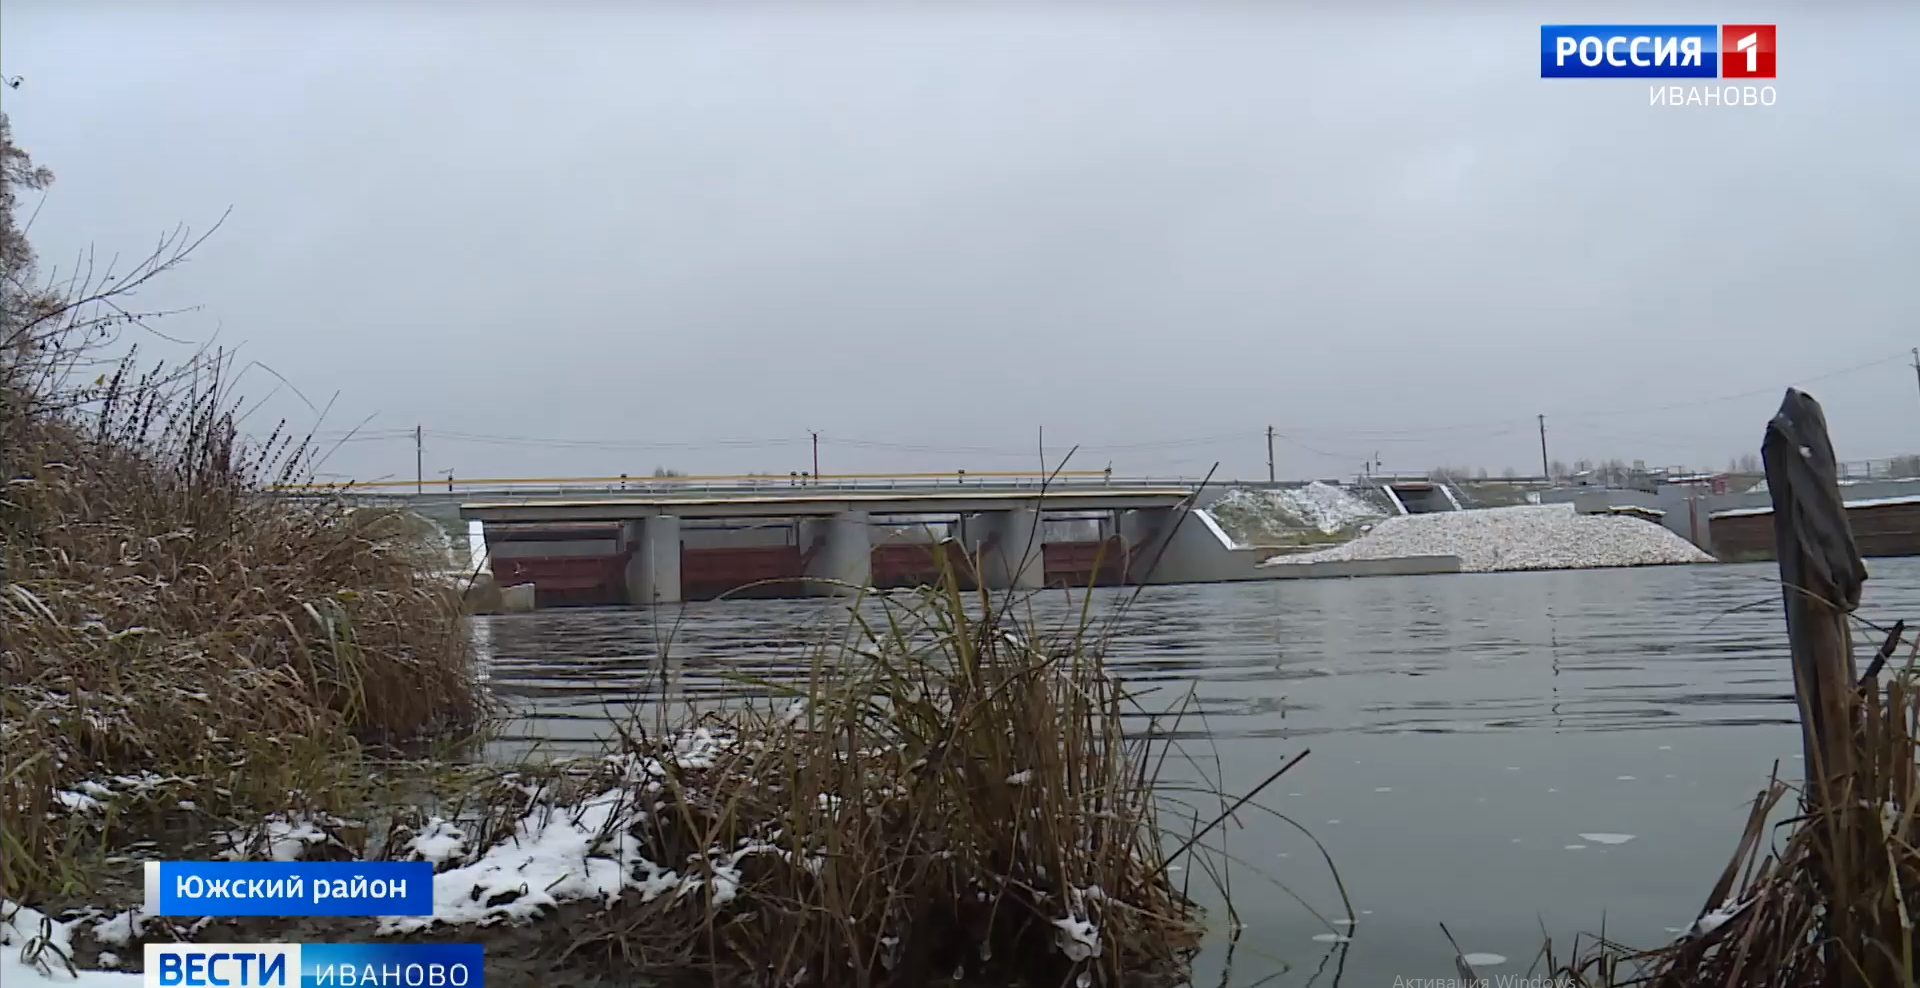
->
1910, 348, 1920, 405
1266, 425, 1276, 483
810, 431, 819, 485
415, 425, 423, 494
1537, 414, 1550, 480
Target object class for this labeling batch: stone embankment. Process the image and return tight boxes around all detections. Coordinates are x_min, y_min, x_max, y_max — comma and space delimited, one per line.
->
1262, 503, 1713, 573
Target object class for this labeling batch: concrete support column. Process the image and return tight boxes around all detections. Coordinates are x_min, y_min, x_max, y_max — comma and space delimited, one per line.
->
974, 508, 1045, 590
1118, 508, 1162, 547
1119, 507, 1177, 584
624, 515, 682, 606
802, 511, 872, 596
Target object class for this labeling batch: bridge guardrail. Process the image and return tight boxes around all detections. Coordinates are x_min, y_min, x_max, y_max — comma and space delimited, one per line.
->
273, 471, 1206, 499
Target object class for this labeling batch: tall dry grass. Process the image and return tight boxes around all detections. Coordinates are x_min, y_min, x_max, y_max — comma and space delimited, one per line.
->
1, 163, 483, 904
382, 575, 1256, 988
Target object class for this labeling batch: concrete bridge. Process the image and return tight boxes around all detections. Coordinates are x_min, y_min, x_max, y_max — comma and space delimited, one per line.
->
423, 475, 1456, 607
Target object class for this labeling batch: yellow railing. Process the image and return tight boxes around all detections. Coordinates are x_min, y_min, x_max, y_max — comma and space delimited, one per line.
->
269, 469, 1120, 493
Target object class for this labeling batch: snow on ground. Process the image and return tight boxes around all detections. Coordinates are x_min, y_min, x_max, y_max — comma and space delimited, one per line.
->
378, 740, 750, 937
1208, 483, 1386, 546
217, 813, 340, 862
379, 789, 649, 933
2, 903, 141, 988
1278, 482, 1389, 533
1261, 503, 1713, 573
405, 818, 469, 865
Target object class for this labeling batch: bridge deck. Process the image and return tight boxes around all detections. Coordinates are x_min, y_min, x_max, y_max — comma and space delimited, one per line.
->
459, 486, 1194, 523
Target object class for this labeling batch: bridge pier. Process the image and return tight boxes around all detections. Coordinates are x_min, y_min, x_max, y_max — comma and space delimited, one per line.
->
463, 483, 1199, 604
1119, 506, 1176, 582
970, 508, 1045, 590
801, 511, 872, 596
624, 515, 683, 606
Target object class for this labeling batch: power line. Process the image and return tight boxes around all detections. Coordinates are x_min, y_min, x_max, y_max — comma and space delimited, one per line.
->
295, 347, 1917, 468
1550, 350, 1913, 423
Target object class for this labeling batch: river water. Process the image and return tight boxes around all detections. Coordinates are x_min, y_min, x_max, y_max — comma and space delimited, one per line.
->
469, 559, 1920, 985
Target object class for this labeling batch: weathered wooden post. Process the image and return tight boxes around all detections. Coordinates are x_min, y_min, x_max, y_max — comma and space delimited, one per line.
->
1760, 387, 1869, 986
1764, 389, 1867, 776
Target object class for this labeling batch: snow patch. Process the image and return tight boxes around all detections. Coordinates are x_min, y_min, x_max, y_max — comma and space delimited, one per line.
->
404, 819, 467, 865
89, 911, 144, 948
2, 902, 142, 988
379, 789, 648, 933
219, 814, 337, 862
1052, 916, 1102, 962
1208, 484, 1386, 544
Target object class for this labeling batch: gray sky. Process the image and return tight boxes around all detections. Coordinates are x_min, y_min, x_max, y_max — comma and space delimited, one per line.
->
3, 2, 1915, 484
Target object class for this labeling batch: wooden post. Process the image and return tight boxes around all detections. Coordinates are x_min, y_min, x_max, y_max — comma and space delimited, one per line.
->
1760, 387, 1869, 986
1763, 389, 1867, 779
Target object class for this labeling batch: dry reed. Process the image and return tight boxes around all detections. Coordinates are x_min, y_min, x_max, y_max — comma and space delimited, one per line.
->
1554, 649, 1920, 988
382, 578, 1229, 988
2, 119, 483, 903
1554, 390, 1920, 988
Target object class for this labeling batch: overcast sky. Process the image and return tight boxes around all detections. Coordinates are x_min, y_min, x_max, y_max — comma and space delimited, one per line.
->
2, 2, 1914, 484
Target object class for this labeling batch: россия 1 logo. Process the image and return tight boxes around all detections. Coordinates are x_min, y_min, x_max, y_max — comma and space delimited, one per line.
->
1540, 24, 1776, 106
1540, 25, 1774, 78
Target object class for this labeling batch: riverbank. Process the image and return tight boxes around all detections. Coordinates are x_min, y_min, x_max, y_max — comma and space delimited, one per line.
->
0, 116, 486, 913
1, 335, 1223, 984
0, 118, 1235, 988
6, 584, 1238, 988
1, 370, 485, 903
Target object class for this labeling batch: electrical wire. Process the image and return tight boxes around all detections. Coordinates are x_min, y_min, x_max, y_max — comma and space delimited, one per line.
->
291, 347, 1915, 472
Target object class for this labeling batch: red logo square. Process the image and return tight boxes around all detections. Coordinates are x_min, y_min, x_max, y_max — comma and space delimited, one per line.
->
1721, 24, 1776, 78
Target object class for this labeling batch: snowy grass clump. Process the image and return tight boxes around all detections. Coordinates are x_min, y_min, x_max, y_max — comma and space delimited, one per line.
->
367, 583, 1216, 987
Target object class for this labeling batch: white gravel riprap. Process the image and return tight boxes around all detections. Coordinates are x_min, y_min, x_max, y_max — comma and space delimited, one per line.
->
1260, 503, 1713, 573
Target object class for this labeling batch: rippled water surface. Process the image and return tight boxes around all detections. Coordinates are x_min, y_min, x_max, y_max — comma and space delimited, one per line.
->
471, 559, 1920, 984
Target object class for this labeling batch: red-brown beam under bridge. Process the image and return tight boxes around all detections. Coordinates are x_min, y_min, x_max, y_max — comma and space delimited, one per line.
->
464, 487, 1193, 605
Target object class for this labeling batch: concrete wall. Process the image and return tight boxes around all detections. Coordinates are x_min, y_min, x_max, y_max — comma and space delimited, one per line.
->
1542, 478, 1920, 556
1260, 556, 1462, 579
1123, 505, 1461, 583
1131, 507, 1263, 582
680, 524, 795, 549
499, 583, 537, 613
1540, 486, 1709, 548
487, 539, 619, 559
872, 521, 956, 545
1044, 517, 1107, 542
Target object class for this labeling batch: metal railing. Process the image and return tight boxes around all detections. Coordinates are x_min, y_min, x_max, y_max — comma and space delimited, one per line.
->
271, 470, 1205, 499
